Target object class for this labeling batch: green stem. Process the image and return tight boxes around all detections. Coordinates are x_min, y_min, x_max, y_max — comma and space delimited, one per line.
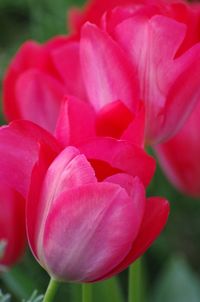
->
82, 283, 92, 302
43, 278, 60, 302
128, 258, 142, 302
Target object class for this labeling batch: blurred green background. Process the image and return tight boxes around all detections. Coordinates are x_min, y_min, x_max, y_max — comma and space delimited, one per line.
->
0, 0, 200, 301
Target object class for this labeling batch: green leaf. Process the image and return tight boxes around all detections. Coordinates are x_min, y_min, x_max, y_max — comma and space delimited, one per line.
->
152, 256, 200, 302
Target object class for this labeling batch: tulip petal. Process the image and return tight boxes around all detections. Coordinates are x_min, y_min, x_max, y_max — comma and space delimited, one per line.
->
80, 137, 155, 187
162, 43, 200, 142
27, 146, 97, 260
98, 196, 169, 280
114, 14, 200, 143
104, 174, 145, 233
51, 42, 87, 100
80, 22, 140, 112
121, 104, 145, 146
96, 100, 133, 139
27, 142, 60, 260
41, 181, 144, 282
41, 147, 97, 208
55, 96, 96, 147
16, 70, 65, 132
3, 41, 46, 121
0, 120, 60, 198
154, 102, 200, 197
114, 15, 186, 107
3, 36, 70, 125
0, 185, 25, 269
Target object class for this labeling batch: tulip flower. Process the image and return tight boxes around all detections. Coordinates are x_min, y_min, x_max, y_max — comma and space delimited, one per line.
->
0, 111, 159, 272
0, 185, 25, 271
4, 1, 200, 145
154, 102, 200, 198
27, 142, 169, 282
0, 118, 169, 281
3, 37, 86, 133
82, 9, 200, 144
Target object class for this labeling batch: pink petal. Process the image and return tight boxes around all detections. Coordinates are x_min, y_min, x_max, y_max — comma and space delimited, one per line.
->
51, 41, 87, 100
0, 185, 25, 269
102, 5, 160, 34
80, 137, 155, 187
121, 104, 145, 147
80, 22, 140, 112
0, 120, 60, 198
96, 100, 133, 139
42, 181, 144, 282
114, 14, 186, 100
154, 102, 200, 197
3, 41, 46, 121
55, 96, 96, 147
26, 142, 60, 260
3, 36, 70, 125
161, 43, 200, 142
67, 0, 159, 33
16, 70, 65, 133
98, 196, 169, 280
27, 146, 97, 260
114, 14, 200, 144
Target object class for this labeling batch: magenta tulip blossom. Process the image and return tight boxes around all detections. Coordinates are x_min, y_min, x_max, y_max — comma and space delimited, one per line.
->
3, 1, 200, 145
27, 142, 169, 282
3, 37, 86, 133
0, 118, 168, 278
81, 7, 200, 144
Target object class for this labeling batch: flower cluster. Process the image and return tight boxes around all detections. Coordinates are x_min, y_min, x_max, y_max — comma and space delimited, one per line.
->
1, 0, 200, 282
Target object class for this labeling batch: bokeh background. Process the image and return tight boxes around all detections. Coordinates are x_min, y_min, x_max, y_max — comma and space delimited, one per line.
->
0, 0, 200, 301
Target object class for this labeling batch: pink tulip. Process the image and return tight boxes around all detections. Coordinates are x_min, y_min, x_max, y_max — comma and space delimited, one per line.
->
26, 141, 169, 282
0, 113, 169, 280
155, 101, 200, 198
4, 1, 200, 145
82, 5, 200, 144
0, 185, 25, 270
3, 37, 86, 133
0, 117, 159, 273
